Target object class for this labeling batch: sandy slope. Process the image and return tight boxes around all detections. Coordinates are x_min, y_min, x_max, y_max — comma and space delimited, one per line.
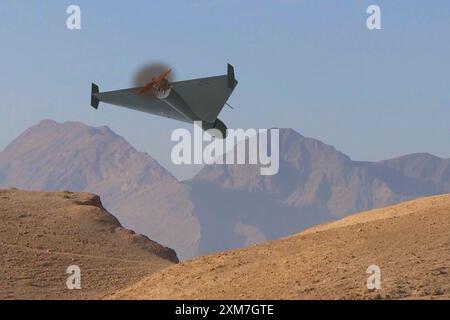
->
110, 194, 450, 300
0, 189, 177, 300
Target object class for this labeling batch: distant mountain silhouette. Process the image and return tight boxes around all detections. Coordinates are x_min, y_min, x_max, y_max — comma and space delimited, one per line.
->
0, 120, 199, 260
187, 129, 450, 255
1, 120, 449, 259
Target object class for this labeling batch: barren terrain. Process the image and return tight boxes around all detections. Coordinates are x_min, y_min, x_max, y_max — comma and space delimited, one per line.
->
0, 189, 177, 300
110, 194, 450, 300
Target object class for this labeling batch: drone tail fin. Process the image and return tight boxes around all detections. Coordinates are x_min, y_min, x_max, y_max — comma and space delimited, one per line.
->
91, 83, 100, 109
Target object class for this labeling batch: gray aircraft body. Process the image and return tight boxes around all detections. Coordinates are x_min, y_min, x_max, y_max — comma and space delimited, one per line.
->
91, 64, 238, 138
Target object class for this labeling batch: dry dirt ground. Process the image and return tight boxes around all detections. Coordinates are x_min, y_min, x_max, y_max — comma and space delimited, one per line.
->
2, 189, 449, 300
0, 189, 177, 300
109, 194, 450, 300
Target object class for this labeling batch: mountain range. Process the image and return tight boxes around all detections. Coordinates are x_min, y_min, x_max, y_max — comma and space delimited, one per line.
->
1, 120, 449, 259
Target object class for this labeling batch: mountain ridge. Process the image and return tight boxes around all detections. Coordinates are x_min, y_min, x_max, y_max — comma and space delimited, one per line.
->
0, 119, 199, 260
1, 119, 449, 259
186, 128, 450, 256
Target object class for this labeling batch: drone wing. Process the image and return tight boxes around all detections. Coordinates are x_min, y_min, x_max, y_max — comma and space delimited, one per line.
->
90, 64, 238, 124
91, 84, 189, 123
170, 64, 238, 123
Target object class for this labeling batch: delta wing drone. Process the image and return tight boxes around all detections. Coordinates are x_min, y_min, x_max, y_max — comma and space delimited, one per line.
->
91, 64, 238, 138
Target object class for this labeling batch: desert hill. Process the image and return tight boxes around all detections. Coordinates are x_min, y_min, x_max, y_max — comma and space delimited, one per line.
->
110, 194, 450, 300
0, 189, 177, 300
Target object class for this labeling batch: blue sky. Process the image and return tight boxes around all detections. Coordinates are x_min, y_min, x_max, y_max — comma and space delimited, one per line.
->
1, 0, 449, 179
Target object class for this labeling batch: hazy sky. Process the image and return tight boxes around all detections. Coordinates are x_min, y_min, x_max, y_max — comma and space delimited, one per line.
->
1, 0, 449, 179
